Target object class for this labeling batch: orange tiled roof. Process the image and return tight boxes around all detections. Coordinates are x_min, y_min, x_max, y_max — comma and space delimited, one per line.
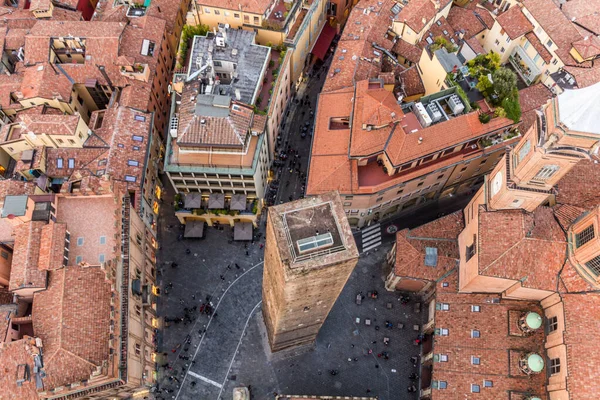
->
556, 159, 600, 209
518, 83, 552, 132
524, 32, 553, 63
393, 211, 463, 279
392, 38, 422, 64
32, 265, 113, 391
196, 0, 272, 15
0, 337, 42, 399
396, 0, 447, 33
446, 5, 486, 39
9, 221, 48, 292
572, 35, 600, 59
397, 66, 425, 97
19, 63, 73, 103
496, 5, 533, 39
477, 206, 566, 291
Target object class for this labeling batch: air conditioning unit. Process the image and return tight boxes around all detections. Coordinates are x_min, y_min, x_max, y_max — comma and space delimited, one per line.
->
426, 102, 442, 122
446, 94, 465, 115
412, 102, 432, 128
169, 116, 179, 138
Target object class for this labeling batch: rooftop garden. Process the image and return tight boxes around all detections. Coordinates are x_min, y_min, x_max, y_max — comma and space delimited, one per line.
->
466, 53, 521, 123
176, 24, 210, 70
254, 44, 287, 115
430, 36, 457, 53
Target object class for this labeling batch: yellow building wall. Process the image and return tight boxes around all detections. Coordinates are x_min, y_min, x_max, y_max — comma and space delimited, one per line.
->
417, 49, 448, 95
198, 5, 264, 29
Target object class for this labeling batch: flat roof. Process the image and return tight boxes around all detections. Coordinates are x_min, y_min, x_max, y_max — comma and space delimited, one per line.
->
2, 195, 28, 218
268, 192, 358, 267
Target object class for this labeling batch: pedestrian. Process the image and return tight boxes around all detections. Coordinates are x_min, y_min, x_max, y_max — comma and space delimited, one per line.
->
185, 249, 191, 255
192, 294, 195, 300
259, 243, 264, 249
245, 250, 249, 256
220, 275, 225, 280
235, 263, 240, 269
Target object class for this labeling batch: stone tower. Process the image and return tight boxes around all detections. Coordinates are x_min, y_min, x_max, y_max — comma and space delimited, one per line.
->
262, 191, 359, 353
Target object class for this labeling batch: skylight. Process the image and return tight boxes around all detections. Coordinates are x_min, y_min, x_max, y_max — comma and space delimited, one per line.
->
297, 232, 334, 254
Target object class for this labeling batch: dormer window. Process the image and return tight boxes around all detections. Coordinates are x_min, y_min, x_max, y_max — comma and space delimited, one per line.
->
575, 225, 595, 248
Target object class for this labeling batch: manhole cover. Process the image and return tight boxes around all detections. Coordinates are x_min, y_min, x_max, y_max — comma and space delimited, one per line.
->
386, 224, 398, 234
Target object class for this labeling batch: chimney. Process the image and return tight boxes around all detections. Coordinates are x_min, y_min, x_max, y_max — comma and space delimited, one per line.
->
418, 137, 423, 145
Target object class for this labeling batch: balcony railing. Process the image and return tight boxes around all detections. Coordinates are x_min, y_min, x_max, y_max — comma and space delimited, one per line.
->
508, 46, 541, 86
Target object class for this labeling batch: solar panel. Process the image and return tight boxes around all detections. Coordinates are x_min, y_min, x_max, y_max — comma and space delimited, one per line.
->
297, 233, 334, 254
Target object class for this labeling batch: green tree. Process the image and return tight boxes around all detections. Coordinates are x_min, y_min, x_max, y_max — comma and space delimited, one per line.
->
492, 68, 518, 102
475, 74, 493, 96
502, 90, 522, 123
430, 36, 458, 53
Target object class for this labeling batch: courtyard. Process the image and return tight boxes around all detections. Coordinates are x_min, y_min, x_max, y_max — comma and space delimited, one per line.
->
155, 185, 424, 400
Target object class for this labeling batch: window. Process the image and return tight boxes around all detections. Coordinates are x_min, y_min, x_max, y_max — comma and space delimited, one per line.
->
134, 115, 146, 122
425, 247, 438, 267
532, 164, 559, 182
204, 7, 210, 13
234, 13, 240, 18
472, 356, 480, 365
471, 305, 481, 312
244, 15, 249, 22
128, 160, 140, 167
68, 158, 75, 168
471, 329, 480, 338
438, 354, 448, 362
471, 384, 480, 393
442, 282, 449, 287
575, 225, 594, 247
140, 39, 155, 56
494, 39, 500, 45
57, 158, 64, 168
552, 58, 558, 65
77, 237, 84, 246
506, 36, 511, 43
517, 140, 530, 163
438, 328, 449, 336
397, 189, 404, 195
7, 147, 14, 152
345, 196, 353, 200
0, 251, 8, 259
214, 9, 220, 15
500, 47, 505, 53
546, 39, 553, 48
533, 53, 541, 63
438, 381, 447, 389
549, 358, 560, 375
68, 139, 76, 145
135, 343, 142, 356
547, 316, 558, 333
438, 303, 449, 311
125, 175, 137, 182
99, 254, 105, 263
343, 202, 351, 206
585, 255, 600, 276
466, 243, 476, 261
132, 135, 144, 142
253, 16, 259, 24
133, 146, 140, 151
523, 40, 530, 50
75, 255, 83, 264
376, 196, 383, 202
483, 380, 493, 388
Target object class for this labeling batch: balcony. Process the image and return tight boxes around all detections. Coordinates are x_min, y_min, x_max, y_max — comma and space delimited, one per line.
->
120, 63, 150, 82
478, 128, 520, 149
508, 46, 541, 86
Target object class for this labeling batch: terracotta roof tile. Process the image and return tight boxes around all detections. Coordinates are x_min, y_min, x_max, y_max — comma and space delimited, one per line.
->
431, 272, 547, 399
518, 83, 552, 131
418, 16, 460, 48
392, 38, 422, 64
32, 265, 113, 390
396, 0, 446, 33
0, 74, 23, 109
397, 66, 425, 97
393, 211, 463, 280
0, 180, 37, 199
563, 64, 600, 88
465, 2, 495, 29
446, 5, 486, 39
477, 206, 566, 291
496, 5, 533, 39
0, 337, 42, 399
9, 221, 48, 291
19, 63, 73, 103
464, 36, 485, 55
523, 0, 584, 65
553, 0, 600, 34
38, 223, 68, 271
572, 35, 600, 59
556, 159, 600, 208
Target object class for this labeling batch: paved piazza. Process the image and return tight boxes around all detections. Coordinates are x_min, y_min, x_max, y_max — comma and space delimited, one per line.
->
155, 188, 424, 400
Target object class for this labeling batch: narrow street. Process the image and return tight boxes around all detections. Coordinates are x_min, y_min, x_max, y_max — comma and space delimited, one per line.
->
270, 59, 331, 205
